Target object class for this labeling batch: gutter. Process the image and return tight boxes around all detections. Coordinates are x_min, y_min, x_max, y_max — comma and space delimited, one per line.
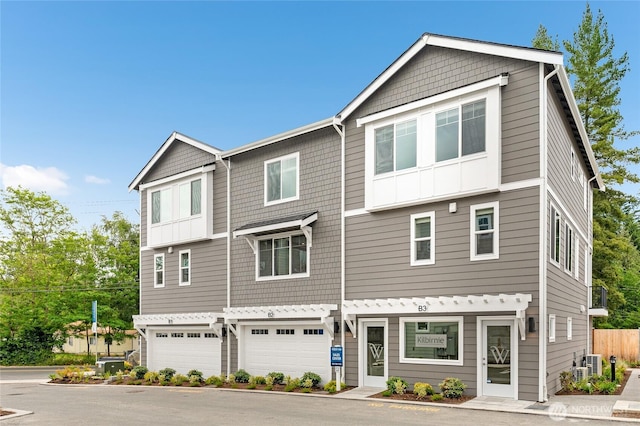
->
332, 118, 346, 384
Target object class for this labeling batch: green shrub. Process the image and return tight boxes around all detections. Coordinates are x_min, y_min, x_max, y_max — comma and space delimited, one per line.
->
267, 371, 284, 385
301, 378, 314, 389
413, 382, 434, 398
205, 375, 223, 386
159, 368, 176, 380
284, 377, 300, 392
227, 373, 236, 384
187, 370, 203, 382
253, 375, 266, 385
431, 393, 444, 401
559, 371, 575, 392
264, 375, 274, 390
381, 389, 393, 397
131, 366, 148, 379
594, 380, 617, 394
234, 369, 251, 383
323, 380, 346, 394
171, 374, 188, 385
143, 371, 159, 383
300, 372, 322, 387
439, 377, 466, 399
385, 376, 408, 394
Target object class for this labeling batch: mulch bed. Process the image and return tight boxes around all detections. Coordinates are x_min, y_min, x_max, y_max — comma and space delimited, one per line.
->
555, 369, 631, 396
49, 377, 106, 385
368, 391, 474, 404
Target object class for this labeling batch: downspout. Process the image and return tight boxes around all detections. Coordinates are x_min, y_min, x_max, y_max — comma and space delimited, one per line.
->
586, 174, 597, 356
216, 154, 232, 376
539, 63, 559, 402
332, 118, 345, 384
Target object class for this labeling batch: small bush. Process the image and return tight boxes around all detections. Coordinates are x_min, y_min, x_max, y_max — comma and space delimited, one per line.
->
253, 375, 266, 385
381, 389, 393, 397
439, 377, 466, 399
559, 371, 575, 392
431, 393, 444, 401
205, 375, 223, 386
301, 372, 322, 387
144, 371, 159, 383
159, 368, 176, 380
187, 370, 204, 382
413, 382, 434, 399
234, 369, 251, 383
301, 378, 314, 389
267, 371, 284, 385
131, 366, 148, 379
227, 373, 236, 384
386, 376, 408, 394
264, 375, 274, 390
171, 373, 188, 385
594, 380, 617, 394
284, 377, 300, 392
323, 380, 346, 394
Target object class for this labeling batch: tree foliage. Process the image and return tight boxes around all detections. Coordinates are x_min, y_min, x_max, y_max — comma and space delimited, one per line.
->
532, 24, 560, 51
0, 187, 139, 364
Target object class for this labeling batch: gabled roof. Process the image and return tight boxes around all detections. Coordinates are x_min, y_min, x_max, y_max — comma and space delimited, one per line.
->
128, 131, 221, 192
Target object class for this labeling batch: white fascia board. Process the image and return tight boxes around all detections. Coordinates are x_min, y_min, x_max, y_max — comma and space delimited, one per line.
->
129, 132, 220, 191
356, 74, 508, 127
556, 67, 605, 190
342, 294, 532, 315
133, 312, 221, 327
425, 34, 564, 66
222, 118, 334, 158
232, 212, 318, 238
223, 304, 338, 321
138, 164, 215, 191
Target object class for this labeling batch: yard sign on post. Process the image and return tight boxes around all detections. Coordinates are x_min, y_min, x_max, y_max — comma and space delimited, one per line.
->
331, 345, 343, 391
92, 300, 98, 363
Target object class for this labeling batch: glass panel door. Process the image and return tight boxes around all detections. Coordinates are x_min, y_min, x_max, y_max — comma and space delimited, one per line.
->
363, 321, 386, 387
482, 320, 515, 398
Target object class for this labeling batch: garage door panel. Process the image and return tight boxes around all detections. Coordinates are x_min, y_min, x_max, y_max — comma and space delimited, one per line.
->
148, 329, 221, 377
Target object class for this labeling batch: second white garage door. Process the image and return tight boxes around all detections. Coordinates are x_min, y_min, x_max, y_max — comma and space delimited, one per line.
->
241, 324, 331, 384
148, 328, 221, 377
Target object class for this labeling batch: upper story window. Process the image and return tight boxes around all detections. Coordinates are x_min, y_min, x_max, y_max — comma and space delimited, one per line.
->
470, 202, 499, 261
265, 153, 299, 205
436, 100, 485, 162
179, 249, 191, 286
154, 253, 165, 288
375, 120, 417, 174
152, 178, 201, 224
564, 223, 574, 274
410, 212, 435, 266
550, 205, 561, 265
258, 232, 308, 280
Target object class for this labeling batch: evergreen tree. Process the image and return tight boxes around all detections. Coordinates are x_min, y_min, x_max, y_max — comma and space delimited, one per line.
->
532, 24, 560, 51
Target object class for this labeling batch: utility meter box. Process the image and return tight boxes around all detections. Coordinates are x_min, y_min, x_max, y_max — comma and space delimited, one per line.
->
95, 360, 124, 375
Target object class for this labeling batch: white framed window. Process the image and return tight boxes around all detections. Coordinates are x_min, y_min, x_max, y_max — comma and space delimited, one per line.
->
549, 314, 556, 343
67, 337, 74, 345
399, 316, 463, 366
550, 205, 561, 265
257, 232, 309, 280
567, 317, 573, 341
574, 238, 580, 280
151, 178, 201, 224
89, 336, 96, 345
436, 99, 486, 162
410, 212, 435, 265
570, 148, 576, 181
265, 152, 299, 205
564, 223, 574, 274
154, 253, 165, 288
179, 249, 191, 286
375, 119, 417, 174
583, 175, 588, 211
584, 247, 589, 286
179, 179, 201, 218
470, 201, 499, 261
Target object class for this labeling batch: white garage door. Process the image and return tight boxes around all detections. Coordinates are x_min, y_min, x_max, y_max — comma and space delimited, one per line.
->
148, 328, 221, 377
241, 324, 331, 384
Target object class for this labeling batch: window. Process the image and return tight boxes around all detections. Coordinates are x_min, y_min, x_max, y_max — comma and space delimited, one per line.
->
265, 153, 299, 205
549, 314, 556, 343
67, 337, 74, 345
179, 250, 191, 286
204, 333, 216, 338
574, 238, 580, 280
470, 202, 499, 261
152, 178, 202, 225
187, 332, 201, 338
89, 336, 96, 345
258, 233, 308, 279
436, 99, 485, 162
154, 254, 165, 288
171, 332, 184, 338
583, 176, 588, 211
550, 205, 561, 265
303, 329, 324, 335
151, 188, 171, 224
565, 223, 574, 274
251, 329, 268, 335
571, 148, 576, 180
179, 179, 201, 218
276, 329, 295, 335
155, 332, 168, 338
375, 119, 417, 174
567, 317, 573, 341
399, 317, 463, 365
411, 212, 435, 265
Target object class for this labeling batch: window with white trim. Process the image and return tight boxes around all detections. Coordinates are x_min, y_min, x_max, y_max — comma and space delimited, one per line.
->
436, 99, 486, 162
565, 223, 574, 274
265, 153, 299, 205
89, 336, 96, 345
154, 253, 165, 288
571, 148, 576, 181
410, 212, 435, 265
549, 314, 556, 343
567, 317, 573, 341
151, 178, 201, 224
550, 205, 561, 265
574, 238, 580, 280
179, 249, 191, 286
470, 202, 499, 261
583, 175, 588, 211
257, 232, 308, 279
375, 119, 417, 174
399, 317, 463, 366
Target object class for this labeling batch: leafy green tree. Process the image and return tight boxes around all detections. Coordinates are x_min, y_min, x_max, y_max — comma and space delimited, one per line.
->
532, 24, 560, 51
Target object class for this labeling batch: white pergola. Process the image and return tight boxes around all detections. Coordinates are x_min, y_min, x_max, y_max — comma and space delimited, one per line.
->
133, 312, 223, 339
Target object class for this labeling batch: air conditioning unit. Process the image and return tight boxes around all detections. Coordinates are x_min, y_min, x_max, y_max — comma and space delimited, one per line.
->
576, 367, 589, 381
586, 354, 602, 376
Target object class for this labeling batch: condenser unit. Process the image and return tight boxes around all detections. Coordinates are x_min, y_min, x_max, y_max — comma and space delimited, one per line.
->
576, 367, 589, 381
586, 354, 602, 376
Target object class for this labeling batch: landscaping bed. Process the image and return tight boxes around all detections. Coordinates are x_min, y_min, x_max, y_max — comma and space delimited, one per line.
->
555, 368, 631, 396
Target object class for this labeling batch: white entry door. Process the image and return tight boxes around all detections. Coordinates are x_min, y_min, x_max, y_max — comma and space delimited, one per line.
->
481, 319, 516, 398
362, 320, 387, 387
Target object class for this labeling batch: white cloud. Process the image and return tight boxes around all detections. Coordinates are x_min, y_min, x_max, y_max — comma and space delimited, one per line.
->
0, 163, 70, 195
85, 175, 110, 185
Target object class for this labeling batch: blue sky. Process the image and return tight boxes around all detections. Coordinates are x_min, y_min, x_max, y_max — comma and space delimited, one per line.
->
1, 1, 639, 230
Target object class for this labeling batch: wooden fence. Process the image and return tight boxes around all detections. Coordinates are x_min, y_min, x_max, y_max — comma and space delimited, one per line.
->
592, 329, 640, 361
